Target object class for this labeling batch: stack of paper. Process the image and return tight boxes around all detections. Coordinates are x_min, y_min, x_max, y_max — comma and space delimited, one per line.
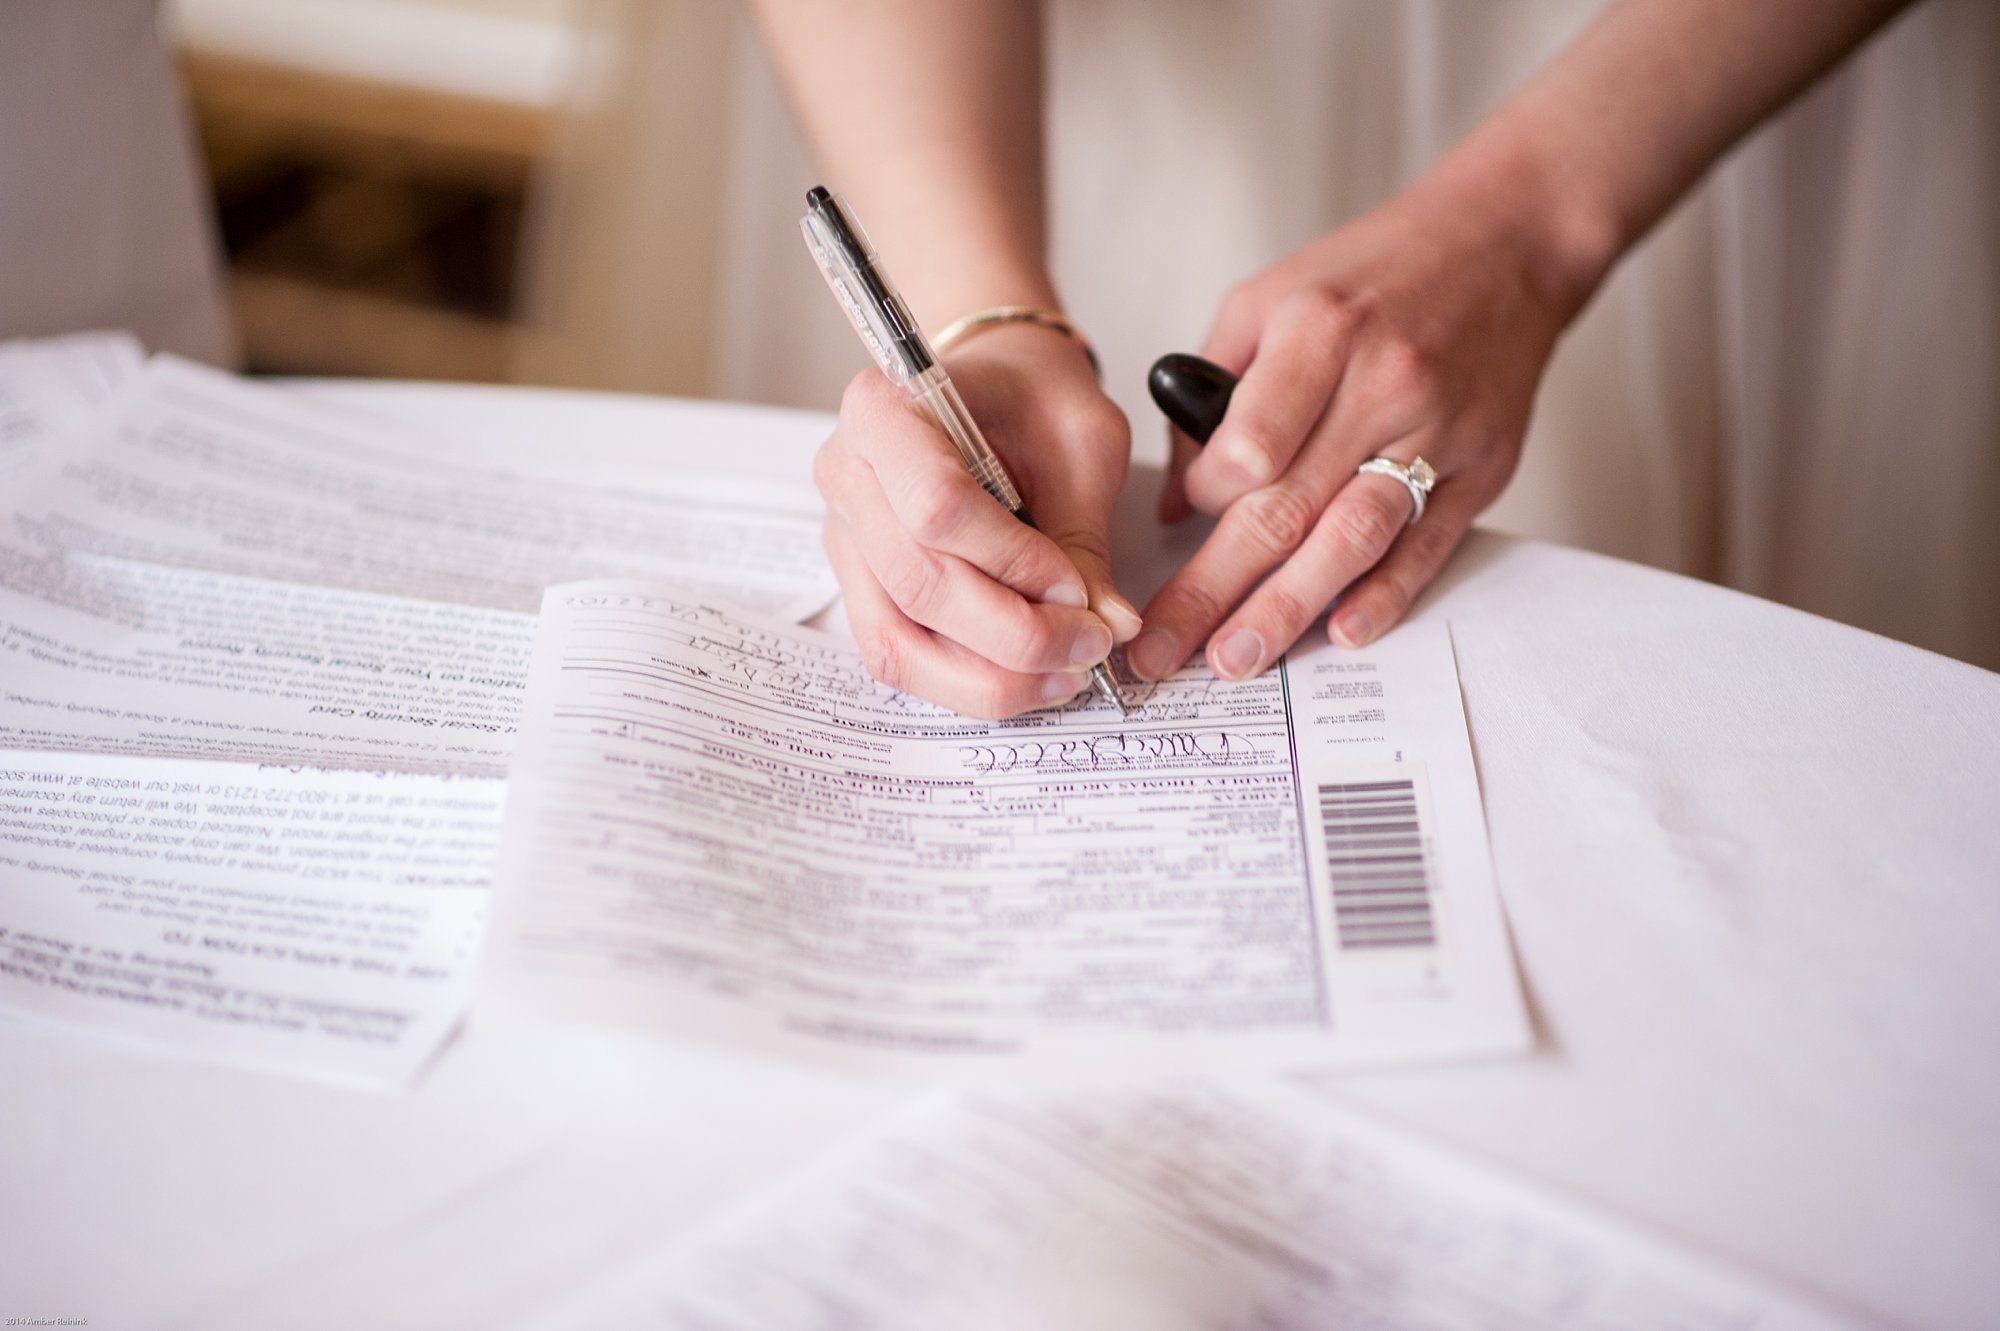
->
0, 339, 836, 1088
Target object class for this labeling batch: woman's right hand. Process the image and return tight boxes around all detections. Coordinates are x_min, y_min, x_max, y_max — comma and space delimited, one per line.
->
812, 322, 1143, 719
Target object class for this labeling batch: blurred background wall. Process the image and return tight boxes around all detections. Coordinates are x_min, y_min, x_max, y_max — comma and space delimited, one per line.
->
170, 0, 822, 400
171, 0, 582, 383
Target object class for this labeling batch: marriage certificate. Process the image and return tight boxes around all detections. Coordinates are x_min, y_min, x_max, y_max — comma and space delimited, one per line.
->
487, 585, 1528, 1076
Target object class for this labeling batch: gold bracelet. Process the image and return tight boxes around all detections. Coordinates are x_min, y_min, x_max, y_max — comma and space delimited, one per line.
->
930, 304, 1101, 378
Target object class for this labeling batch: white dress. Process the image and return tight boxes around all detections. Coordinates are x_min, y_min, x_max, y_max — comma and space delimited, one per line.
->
1030, 0, 2000, 671
581, 0, 2000, 670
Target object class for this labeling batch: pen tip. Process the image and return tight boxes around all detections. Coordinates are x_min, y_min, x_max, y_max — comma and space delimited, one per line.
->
1089, 666, 1132, 716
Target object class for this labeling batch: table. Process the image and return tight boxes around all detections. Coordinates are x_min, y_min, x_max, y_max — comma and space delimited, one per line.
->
4, 381, 1996, 1330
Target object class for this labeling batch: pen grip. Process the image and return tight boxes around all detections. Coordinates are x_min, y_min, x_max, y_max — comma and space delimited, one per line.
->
969, 453, 1026, 515
911, 373, 1025, 513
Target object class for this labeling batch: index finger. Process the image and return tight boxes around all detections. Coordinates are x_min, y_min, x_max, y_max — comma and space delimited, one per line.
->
1183, 290, 1357, 511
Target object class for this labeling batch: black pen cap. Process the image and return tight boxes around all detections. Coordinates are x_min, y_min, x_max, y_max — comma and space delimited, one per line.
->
1147, 353, 1239, 446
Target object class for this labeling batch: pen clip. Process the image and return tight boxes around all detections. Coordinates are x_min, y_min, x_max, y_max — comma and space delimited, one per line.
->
801, 189, 931, 389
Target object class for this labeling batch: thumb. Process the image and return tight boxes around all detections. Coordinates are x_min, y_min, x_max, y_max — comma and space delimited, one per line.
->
1032, 488, 1143, 646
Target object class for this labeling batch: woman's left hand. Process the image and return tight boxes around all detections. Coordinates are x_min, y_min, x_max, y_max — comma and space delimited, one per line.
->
1126, 170, 1599, 682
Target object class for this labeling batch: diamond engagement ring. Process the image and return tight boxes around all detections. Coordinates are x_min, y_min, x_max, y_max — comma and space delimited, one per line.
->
1355, 455, 1437, 525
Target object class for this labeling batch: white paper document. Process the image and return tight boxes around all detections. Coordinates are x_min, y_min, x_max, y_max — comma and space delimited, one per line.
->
0, 349, 843, 1087
0, 330, 144, 482
2, 354, 838, 621
0, 556, 536, 776
0, 356, 841, 777
541, 1079, 1860, 1331
487, 584, 1528, 1075
0, 748, 501, 1089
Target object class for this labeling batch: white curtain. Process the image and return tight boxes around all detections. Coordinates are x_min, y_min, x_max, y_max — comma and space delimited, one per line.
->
529, 0, 1999, 671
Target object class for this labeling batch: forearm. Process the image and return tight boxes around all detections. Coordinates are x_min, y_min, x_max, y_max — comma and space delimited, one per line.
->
1424, 0, 1916, 313
747, 0, 1056, 326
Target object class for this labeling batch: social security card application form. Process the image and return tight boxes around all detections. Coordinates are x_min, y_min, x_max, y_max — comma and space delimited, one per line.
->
486, 584, 1526, 1077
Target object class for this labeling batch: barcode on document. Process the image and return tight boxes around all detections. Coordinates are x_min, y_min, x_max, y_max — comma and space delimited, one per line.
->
1318, 779, 1435, 948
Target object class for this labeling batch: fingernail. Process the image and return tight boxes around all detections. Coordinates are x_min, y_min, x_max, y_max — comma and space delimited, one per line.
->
1331, 609, 1374, 648
1071, 623, 1113, 667
1222, 439, 1272, 483
1043, 671, 1088, 701
1126, 627, 1179, 681
1043, 581, 1087, 608
1097, 593, 1144, 643
1211, 627, 1265, 680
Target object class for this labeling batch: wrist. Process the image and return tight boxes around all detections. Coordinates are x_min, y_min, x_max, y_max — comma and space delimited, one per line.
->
827, 187, 1059, 330
898, 250, 1065, 333
1416, 120, 1628, 323
940, 317, 1100, 386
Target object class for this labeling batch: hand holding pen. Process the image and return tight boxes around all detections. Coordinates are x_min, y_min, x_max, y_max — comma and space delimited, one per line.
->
801, 188, 1142, 719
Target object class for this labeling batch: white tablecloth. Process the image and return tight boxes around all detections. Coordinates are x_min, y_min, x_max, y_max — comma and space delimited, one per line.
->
3, 382, 1995, 1330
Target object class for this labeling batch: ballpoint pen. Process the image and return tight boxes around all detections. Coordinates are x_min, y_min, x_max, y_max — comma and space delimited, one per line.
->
801, 185, 1130, 715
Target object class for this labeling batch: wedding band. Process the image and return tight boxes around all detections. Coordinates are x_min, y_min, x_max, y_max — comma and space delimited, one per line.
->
1355, 455, 1437, 525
